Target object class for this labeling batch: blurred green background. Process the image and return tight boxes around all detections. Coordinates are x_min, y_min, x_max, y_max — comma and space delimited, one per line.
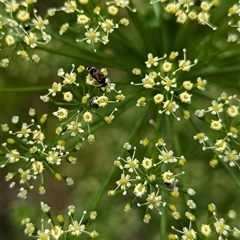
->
1, 0, 240, 239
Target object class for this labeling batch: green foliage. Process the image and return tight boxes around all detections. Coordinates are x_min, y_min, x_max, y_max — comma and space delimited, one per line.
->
0, 0, 239, 240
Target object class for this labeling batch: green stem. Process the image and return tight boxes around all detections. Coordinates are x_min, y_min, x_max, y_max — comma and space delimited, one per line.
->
0, 86, 49, 92
38, 31, 128, 70
87, 163, 116, 213
170, 118, 200, 235
157, 114, 168, 239
152, 4, 170, 53
160, 198, 167, 240
110, 31, 145, 67
173, 21, 190, 50
126, 8, 152, 53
